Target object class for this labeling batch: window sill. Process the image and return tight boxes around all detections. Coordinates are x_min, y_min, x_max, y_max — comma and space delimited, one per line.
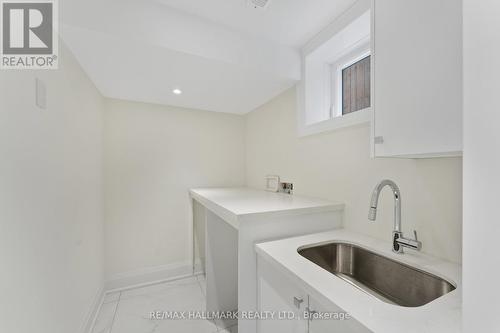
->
297, 107, 372, 137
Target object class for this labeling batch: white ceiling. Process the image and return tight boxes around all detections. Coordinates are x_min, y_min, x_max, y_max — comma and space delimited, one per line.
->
61, 0, 356, 114
153, 0, 356, 48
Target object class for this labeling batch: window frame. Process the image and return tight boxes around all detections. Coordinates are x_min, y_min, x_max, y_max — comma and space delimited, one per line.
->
297, 4, 372, 138
331, 48, 371, 119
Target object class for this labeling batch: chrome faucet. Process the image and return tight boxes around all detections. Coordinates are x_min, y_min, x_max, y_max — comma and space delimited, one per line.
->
368, 180, 422, 254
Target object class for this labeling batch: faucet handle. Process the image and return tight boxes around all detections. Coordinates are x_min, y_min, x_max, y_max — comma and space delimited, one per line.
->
413, 230, 418, 241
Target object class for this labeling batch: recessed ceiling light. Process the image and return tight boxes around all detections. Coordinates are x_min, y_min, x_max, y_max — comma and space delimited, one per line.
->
172, 88, 182, 95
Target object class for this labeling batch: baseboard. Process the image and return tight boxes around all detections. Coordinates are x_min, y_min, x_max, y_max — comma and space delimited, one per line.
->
79, 285, 105, 333
194, 257, 204, 275
105, 259, 204, 292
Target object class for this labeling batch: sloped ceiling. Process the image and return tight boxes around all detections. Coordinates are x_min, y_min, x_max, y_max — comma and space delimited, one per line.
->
60, 0, 356, 114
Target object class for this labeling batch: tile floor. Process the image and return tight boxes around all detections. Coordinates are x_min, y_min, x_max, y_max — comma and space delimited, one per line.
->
92, 275, 237, 333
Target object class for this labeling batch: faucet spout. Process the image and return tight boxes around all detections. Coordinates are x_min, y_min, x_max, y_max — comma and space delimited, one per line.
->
368, 179, 401, 233
368, 179, 421, 254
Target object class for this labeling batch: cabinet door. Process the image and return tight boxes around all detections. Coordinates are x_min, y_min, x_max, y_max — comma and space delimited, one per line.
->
373, 0, 462, 157
257, 257, 308, 333
308, 296, 371, 333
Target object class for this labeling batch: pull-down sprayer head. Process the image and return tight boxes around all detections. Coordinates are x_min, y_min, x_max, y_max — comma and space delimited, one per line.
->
367, 180, 401, 232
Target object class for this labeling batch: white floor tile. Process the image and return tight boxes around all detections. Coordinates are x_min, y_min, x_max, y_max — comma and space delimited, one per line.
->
156, 317, 218, 332
97, 276, 217, 333
218, 324, 238, 333
213, 317, 238, 331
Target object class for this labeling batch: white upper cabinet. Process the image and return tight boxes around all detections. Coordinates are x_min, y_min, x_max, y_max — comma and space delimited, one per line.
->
372, 0, 462, 157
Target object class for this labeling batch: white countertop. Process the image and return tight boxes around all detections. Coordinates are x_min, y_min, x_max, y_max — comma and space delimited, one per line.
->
190, 187, 344, 229
255, 229, 462, 333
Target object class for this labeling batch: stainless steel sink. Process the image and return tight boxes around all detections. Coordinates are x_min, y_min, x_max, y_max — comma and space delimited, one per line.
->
298, 242, 456, 307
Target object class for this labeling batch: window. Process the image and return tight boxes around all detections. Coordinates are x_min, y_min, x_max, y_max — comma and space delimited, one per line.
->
330, 51, 371, 119
341, 55, 371, 115
298, 6, 372, 137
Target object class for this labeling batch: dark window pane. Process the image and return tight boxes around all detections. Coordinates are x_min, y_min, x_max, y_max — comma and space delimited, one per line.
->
342, 55, 370, 115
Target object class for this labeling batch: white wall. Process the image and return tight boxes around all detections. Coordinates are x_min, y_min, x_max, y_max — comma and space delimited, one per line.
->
0, 42, 104, 333
104, 100, 246, 280
463, 0, 500, 330
246, 88, 462, 263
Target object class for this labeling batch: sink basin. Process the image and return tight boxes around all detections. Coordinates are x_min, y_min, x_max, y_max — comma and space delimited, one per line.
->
297, 242, 456, 307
